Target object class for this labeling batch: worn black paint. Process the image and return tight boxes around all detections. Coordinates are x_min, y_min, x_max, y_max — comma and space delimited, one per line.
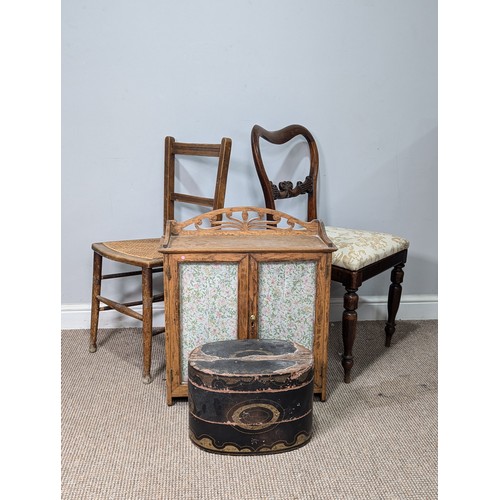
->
188, 339, 314, 454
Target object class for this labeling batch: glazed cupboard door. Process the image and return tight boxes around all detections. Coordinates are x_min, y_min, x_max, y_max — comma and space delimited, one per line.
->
249, 253, 331, 400
164, 253, 249, 404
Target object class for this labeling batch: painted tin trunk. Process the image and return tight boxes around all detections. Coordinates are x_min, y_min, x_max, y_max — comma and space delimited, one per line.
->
188, 339, 314, 455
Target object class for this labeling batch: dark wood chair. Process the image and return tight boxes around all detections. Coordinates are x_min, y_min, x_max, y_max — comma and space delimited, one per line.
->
251, 124, 409, 383
90, 136, 232, 383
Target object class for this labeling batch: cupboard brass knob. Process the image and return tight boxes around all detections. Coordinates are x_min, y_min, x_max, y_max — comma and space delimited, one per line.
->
250, 314, 256, 321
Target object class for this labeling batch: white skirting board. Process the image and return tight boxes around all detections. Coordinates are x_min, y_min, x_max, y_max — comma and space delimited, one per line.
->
61, 294, 438, 330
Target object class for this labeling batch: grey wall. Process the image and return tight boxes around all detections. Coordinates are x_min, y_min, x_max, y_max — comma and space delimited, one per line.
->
62, 1, 437, 310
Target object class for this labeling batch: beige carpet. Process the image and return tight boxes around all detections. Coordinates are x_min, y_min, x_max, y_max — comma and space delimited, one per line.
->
61, 320, 437, 499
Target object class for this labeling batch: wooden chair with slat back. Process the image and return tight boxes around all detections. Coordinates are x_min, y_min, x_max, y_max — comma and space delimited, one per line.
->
251, 124, 409, 383
90, 136, 232, 383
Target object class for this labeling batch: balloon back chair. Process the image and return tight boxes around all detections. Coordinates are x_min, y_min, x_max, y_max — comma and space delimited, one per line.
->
251, 124, 409, 382
90, 136, 232, 383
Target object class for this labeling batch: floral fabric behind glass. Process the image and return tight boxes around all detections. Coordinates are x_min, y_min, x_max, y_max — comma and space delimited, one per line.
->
258, 261, 317, 350
179, 262, 239, 382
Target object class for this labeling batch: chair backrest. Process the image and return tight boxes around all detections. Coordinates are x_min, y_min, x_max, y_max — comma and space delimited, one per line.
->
164, 136, 232, 228
251, 124, 318, 222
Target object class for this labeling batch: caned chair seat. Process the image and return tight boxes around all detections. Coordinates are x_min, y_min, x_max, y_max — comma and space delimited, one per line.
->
325, 227, 409, 272
92, 239, 163, 268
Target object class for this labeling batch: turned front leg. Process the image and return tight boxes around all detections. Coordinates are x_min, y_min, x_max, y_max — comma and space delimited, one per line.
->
385, 264, 405, 347
142, 268, 153, 384
342, 287, 359, 383
89, 252, 102, 353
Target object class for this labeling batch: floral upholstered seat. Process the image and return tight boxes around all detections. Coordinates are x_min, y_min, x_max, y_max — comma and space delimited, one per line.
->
324, 227, 410, 272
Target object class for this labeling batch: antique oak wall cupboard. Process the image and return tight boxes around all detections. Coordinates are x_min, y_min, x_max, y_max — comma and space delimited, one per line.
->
159, 207, 336, 405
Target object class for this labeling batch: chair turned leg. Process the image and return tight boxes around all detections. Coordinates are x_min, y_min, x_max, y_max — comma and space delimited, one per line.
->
342, 287, 359, 383
89, 252, 102, 353
142, 268, 153, 384
385, 264, 405, 347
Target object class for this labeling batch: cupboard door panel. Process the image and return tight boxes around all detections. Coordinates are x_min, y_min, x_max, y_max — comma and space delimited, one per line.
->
178, 262, 239, 383
257, 261, 317, 350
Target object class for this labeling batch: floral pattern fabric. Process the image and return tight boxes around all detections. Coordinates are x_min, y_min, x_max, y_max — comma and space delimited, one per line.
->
324, 226, 409, 271
179, 262, 239, 382
258, 261, 316, 350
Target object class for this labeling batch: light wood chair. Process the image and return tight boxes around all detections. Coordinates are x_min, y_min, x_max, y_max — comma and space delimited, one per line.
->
90, 136, 232, 383
251, 124, 409, 383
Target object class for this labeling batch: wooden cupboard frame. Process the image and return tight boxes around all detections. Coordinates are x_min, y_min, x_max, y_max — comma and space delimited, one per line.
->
159, 207, 336, 405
